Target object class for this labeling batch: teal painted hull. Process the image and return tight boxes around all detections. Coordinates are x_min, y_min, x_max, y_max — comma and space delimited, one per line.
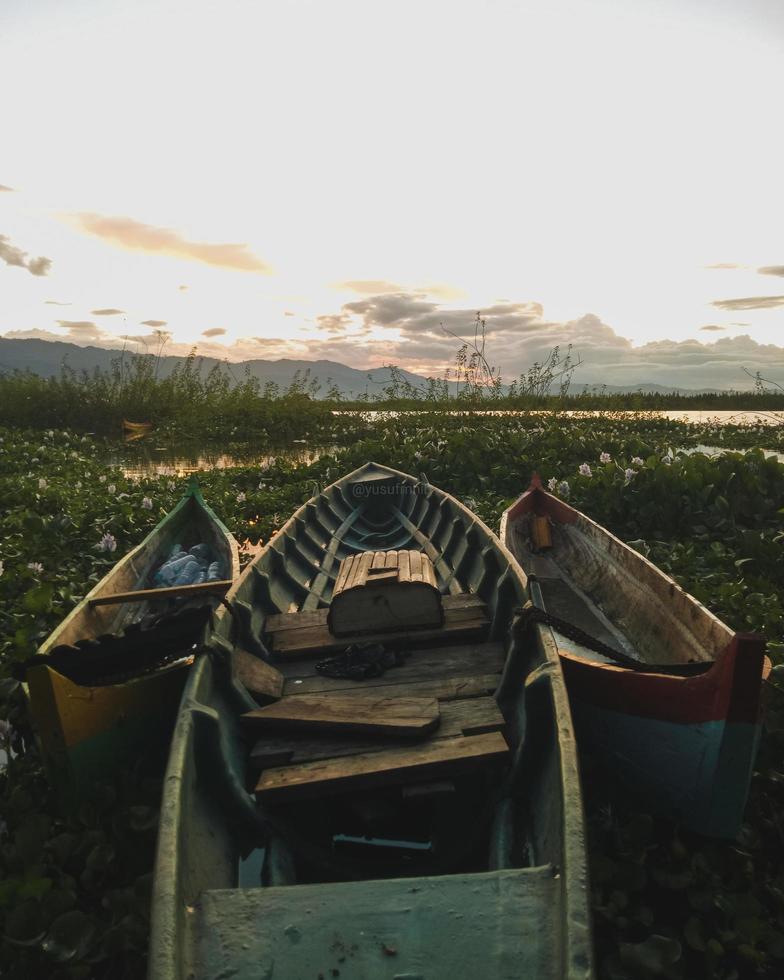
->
149, 464, 595, 980
501, 476, 767, 841
572, 700, 760, 839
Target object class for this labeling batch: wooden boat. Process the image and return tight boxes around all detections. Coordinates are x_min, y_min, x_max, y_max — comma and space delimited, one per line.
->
25, 481, 240, 796
149, 463, 595, 980
121, 419, 153, 433
501, 475, 768, 839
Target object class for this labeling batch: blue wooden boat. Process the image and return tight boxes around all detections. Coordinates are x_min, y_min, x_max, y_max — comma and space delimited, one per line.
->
149, 464, 595, 980
501, 475, 768, 839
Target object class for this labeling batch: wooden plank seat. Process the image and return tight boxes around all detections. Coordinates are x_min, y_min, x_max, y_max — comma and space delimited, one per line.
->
266, 593, 489, 660
248, 695, 506, 772
254, 731, 509, 802
241, 694, 441, 738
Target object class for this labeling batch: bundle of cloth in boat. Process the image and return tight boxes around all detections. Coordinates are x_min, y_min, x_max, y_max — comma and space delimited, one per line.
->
152, 542, 224, 588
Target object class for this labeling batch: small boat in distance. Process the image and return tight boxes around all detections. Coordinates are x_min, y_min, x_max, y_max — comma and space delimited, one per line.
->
25, 481, 240, 796
121, 419, 152, 433
149, 463, 595, 980
501, 474, 768, 839
122, 419, 153, 442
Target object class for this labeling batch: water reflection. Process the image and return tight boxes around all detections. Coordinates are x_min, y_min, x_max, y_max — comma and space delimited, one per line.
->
111, 408, 782, 478
115, 443, 333, 479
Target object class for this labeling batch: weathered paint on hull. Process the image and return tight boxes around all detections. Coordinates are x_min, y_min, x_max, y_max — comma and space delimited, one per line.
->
148, 463, 596, 980
26, 659, 189, 796
571, 700, 760, 839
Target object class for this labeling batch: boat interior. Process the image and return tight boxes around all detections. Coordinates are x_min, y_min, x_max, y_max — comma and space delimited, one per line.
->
151, 464, 592, 979
225, 463, 528, 884
37, 489, 237, 682
504, 482, 733, 668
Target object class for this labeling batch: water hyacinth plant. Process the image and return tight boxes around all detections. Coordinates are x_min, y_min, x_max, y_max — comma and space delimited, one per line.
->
0, 416, 782, 979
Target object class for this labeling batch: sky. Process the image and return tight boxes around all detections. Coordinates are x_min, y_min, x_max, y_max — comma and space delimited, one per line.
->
1, 0, 783, 389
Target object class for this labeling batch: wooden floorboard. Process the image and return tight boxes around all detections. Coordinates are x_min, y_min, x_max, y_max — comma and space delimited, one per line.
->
241, 694, 440, 738
282, 672, 502, 700
254, 731, 510, 802
248, 696, 506, 771
281, 639, 505, 683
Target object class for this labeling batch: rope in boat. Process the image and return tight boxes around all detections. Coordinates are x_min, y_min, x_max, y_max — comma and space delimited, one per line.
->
513, 603, 712, 676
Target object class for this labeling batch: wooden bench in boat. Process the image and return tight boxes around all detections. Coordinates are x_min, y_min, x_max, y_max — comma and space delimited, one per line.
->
247, 695, 506, 771
254, 731, 509, 802
266, 593, 490, 660
247, 636, 509, 803
242, 693, 442, 738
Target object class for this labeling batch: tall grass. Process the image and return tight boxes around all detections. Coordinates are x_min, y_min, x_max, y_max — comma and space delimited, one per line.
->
0, 348, 782, 440
0, 351, 333, 440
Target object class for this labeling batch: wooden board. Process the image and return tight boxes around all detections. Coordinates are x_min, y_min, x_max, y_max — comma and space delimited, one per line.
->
271, 596, 489, 660
248, 696, 505, 771
232, 648, 284, 705
254, 731, 510, 802
329, 549, 442, 637
282, 640, 505, 683
241, 694, 440, 738
282, 672, 501, 700
87, 579, 233, 606
266, 593, 484, 635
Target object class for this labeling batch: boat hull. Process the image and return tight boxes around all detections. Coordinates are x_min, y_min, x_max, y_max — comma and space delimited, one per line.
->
149, 463, 595, 980
501, 478, 767, 839
27, 484, 239, 795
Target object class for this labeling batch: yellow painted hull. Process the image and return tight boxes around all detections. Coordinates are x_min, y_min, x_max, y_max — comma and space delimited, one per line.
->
27, 483, 239, 796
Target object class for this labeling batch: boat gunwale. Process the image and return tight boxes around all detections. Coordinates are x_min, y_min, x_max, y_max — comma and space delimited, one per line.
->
152, 461, 595, 980
37, 482, 240, 656
500, 479, 739, 666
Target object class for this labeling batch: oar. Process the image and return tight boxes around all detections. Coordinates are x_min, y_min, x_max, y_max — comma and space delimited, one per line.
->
88, 579, 233, 607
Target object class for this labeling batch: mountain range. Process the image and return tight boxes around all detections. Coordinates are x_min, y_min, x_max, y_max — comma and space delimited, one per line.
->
0, 337, 721, 398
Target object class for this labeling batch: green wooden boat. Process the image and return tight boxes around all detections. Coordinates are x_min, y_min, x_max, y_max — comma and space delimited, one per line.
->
149, 463, 594, 980
25, 481, 240, 797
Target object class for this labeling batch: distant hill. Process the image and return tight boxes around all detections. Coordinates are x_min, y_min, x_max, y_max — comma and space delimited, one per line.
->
0, 337, 728, 398
0, 338, 434, 399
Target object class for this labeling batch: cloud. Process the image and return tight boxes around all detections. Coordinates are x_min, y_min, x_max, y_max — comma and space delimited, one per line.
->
0, 234, 51, 276
712, 295, 784, 310
334, 279, 465, 299
45, 300, 71, 306
140, 319, 167, 327
120, 333, 170, 345
0, 185, 14, 192
705, 262, 742, 270
284, 310, 295, 317
334, 292, 546, 339
336, 280, 405, 294
55, 320, 104, 341
202, 328, 226, 337
91, 308, 125, 315
70, 213, 272, 273
56, 320, 98, 332
305, 291, 784, 389
250, 337, 290, 353
178, 284, 189, 291
699, 325, 725, 332
316, 312, 354, 333
758, 266, 784, 277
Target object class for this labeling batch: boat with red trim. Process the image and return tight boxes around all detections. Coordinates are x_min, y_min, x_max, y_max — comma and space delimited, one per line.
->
500, 474, 768, 839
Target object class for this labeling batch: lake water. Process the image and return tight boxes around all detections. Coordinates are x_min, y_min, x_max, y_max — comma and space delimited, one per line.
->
114, 409, 783, 478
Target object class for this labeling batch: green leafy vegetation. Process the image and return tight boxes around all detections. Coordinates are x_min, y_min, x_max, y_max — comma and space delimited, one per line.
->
1, 348, 783, 442
1, 414, 783, 978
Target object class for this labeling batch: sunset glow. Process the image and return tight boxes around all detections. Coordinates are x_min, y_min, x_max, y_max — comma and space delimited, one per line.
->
2, 0, 783, 387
